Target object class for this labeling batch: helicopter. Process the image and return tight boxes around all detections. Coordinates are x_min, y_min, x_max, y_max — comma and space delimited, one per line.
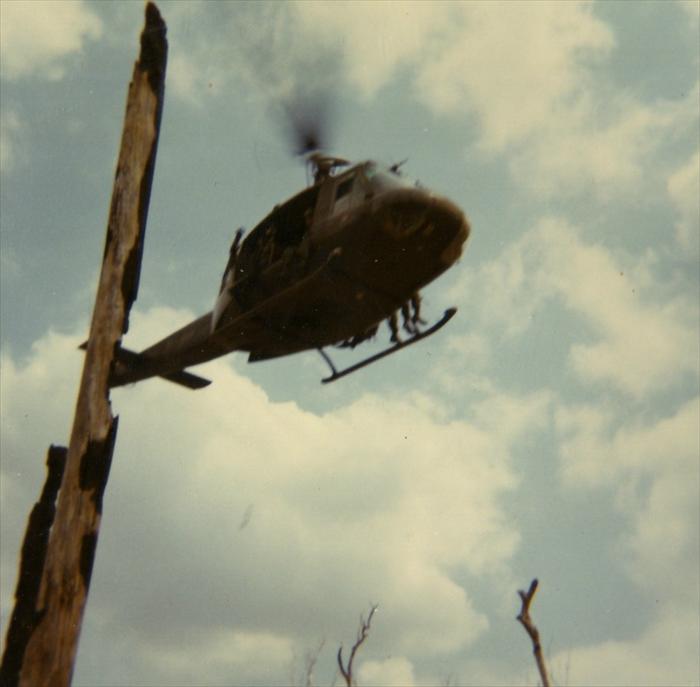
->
107, 133, 470, 389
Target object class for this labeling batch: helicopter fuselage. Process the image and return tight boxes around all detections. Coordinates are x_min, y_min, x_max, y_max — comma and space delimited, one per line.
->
110, 161, 469, 387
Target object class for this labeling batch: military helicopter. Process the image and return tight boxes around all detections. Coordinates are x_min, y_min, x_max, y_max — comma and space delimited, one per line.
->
107, 115, 470, 389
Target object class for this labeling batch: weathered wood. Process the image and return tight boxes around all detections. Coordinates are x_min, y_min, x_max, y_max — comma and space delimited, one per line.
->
10, 5, 168, 686
0, 446, 67, 686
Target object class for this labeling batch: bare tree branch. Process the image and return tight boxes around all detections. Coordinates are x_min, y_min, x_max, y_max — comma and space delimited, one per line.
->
303, 638, 325, 687
516, 579, 551, 687
337, 604, 378, 687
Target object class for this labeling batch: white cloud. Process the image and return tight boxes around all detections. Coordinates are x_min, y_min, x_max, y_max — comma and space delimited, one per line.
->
2, 311, 697, 686
292, 0, 615, 162
415, 3, 614, 149
291, 1, 449, 100
668, 150, 700, 256
167, 53, 201, 105
358, 656, 416, 686
544, 225, 697, 398
549, 606, 699, 687
426, 333, 497, 400
557, 397, 699, 596
470, 391, 552, 444
155, 2, 694, 198
551, 396, 699, 686
0, 0, 102, 81
0, 109, 22, 173
507, 89, 695, 198
141, 629, 294, 685
160, 2, 338, 106
162, 2, 229, 107
678, 0, 700, 23
450, 217, 699, 398
1, 309, 526, 682
291, 2, 694, 198
0, 328, 86, 626
412, 4, 696, 198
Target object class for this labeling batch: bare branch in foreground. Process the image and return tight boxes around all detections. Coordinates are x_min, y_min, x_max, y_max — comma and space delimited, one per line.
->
303, 638, 325, 687
517, 579, 551, 687
337, 604, 378, 687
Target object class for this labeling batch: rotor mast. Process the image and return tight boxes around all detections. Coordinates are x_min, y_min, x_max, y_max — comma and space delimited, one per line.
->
307, 152, 349, 183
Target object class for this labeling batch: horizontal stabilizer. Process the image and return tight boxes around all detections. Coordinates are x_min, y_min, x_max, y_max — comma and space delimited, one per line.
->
79, 341, 211, 390
160, 369, 211, 389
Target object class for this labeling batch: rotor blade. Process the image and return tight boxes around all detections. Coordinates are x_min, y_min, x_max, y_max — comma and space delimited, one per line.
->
282, 88, 334, 156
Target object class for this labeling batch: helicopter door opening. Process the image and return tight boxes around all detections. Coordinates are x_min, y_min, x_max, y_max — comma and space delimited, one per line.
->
333, 174, 355, 215
273, 184, 320, 249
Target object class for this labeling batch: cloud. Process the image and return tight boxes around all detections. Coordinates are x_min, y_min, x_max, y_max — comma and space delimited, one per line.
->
291, 0, 613, 158
155, 2, 445, 106
548, 605, 699, 687
415, 3, 614, 148
449, 217, 699, 398
506, 88, 697, 199
166, 53, 202, 105
1, 308, 696, 687
358, 656, 416, 686
557, 397, 699, 595
414, 4, 697, 198
0, 308, 526, 683
470, 391, 552, 444
151, 2, 695, 199
158, 1, 342, 108
292, 2, 695, 198
0, 0, 102, 81
0, 328, 86, 626
141, 629, 294, 686
0, 109, 22, 173
678, 0, 700, 23
291, 1, 450, 100
549, 395, 699, 686
427, 333, 496, 399
668, 150, 700, 256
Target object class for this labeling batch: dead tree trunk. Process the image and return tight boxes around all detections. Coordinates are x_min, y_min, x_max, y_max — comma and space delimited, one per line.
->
1, 447, 67, 686
1, 5, 167, 686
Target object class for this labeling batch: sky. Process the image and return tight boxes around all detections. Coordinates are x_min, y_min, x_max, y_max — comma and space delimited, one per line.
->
0, 1, 698, 686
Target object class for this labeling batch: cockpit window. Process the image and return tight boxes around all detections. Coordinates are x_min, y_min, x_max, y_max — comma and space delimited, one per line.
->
363, 162, 414, 191
364, 162, 378, 179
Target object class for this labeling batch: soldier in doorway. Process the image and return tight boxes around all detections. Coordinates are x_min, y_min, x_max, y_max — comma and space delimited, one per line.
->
388, 311, 401, 343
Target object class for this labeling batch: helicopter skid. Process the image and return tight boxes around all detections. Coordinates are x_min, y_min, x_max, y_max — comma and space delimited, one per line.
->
319, 307, 456, 383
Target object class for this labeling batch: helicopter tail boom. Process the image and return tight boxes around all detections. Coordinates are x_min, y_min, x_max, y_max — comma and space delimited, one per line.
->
110, 346, 211, 389
101, 312, 221, 389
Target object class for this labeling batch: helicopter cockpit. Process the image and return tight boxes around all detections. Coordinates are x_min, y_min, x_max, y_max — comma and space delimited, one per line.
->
314, 161, 416, 222
362, 161, 415, 190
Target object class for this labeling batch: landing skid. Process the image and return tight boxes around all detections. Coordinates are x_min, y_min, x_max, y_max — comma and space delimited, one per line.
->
319, 307, 457, 384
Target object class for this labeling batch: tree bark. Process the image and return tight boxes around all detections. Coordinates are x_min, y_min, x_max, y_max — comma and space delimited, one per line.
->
1, 447, 67, 686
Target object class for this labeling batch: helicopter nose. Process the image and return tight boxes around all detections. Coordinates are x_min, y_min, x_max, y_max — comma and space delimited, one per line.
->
380, 189, 468, 246
429, 195, 470, 266
369, 188, 469, 290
